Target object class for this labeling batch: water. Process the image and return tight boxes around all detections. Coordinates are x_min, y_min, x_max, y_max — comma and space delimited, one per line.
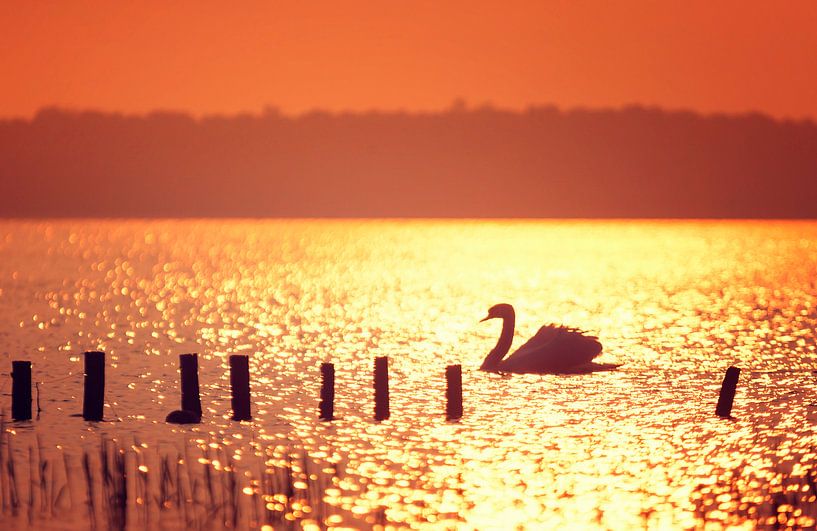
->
1, 220, 817, 529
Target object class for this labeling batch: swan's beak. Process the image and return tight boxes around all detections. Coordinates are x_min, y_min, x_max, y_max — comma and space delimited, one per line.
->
479, 314, 491, 322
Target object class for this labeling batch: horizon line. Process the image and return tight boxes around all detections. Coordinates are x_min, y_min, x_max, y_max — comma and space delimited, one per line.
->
3, 102, 816, 126
1, 217, 815, 223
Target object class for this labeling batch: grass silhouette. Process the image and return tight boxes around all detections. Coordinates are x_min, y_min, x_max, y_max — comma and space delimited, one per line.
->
0, 412, 367, 529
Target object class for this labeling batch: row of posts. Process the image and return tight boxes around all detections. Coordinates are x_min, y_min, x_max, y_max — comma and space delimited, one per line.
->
8, 353, 467, 423
9, 355, 742, 423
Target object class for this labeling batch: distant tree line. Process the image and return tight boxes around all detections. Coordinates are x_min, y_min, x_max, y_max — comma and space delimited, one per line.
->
1, 106, 815, 218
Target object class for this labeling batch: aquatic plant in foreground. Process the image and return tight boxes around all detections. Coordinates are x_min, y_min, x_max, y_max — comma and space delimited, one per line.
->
0, 415, 370, 530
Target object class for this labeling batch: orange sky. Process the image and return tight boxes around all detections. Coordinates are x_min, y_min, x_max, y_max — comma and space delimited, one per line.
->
2, 1, 816, 119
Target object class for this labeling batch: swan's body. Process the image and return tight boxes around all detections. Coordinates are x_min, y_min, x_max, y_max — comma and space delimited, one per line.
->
479, 303, 605, 374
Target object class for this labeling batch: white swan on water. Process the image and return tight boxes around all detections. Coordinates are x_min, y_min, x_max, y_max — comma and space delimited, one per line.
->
479, 303, 611, 374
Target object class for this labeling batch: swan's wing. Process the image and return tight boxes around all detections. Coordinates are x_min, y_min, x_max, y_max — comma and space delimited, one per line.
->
500, 324, 602, 373
511, 324, 565, 351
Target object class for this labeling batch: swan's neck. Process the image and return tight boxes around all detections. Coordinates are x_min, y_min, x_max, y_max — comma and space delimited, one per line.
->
481, 312, 515, 371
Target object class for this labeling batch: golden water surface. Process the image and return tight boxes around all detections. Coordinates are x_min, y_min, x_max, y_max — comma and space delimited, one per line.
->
1, 220, 817, 529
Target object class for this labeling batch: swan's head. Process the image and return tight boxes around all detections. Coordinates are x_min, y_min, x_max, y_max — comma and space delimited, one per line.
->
480, 303, 514, 322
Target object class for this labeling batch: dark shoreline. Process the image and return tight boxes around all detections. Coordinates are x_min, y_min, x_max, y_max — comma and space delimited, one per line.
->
2, 106, 816, 219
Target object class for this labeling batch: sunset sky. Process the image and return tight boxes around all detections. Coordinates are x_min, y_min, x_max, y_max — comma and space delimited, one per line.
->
2, 1, 816, 120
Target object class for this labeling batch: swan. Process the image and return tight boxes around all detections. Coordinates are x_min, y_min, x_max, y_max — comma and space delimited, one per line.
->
479, 303, 608, 374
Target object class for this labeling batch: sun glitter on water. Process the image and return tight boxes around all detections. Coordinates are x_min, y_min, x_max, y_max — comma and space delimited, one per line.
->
1, 220, 817, 529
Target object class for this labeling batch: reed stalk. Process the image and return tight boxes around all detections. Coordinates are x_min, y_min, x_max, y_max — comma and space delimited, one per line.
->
0, 432, 364, 529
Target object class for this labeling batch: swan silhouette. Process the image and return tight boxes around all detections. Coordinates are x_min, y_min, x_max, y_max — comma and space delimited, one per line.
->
479, 303, 609, 374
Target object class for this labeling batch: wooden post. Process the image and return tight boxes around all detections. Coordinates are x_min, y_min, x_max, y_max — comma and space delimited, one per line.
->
374, 356, 390, 421
319, 363, 335, 421
11, 361, 32, 421
180, 353, 202, 418
445, 364, 463, 420
716, 366, 740, 418
230, 355, 251, 421
83, 351, 105, 421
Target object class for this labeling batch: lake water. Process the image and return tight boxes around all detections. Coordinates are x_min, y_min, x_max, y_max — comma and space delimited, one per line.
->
1, 220, 816, 529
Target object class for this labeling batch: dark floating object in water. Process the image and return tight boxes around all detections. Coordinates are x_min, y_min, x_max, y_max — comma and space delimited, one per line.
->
319, 362, 335, 421
374, 356, 390, 421
479, 303, 610, 374
83, 351, 105, 421
165, 409, 202, 424
716, 366, 740, 418
230, 354, 252, 421
11, 360, 32, 421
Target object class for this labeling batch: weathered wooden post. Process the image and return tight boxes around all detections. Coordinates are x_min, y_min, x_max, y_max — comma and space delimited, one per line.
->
167, 353, 203, 424
319, 363, 335, 421
716, 366, 740, 418
445, 364, 463, 420
374, 356, 390, 421
83, 351, 105, 421
230, 355, 251, 421
11, 360, 32, 421
180, 353, 202, 418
